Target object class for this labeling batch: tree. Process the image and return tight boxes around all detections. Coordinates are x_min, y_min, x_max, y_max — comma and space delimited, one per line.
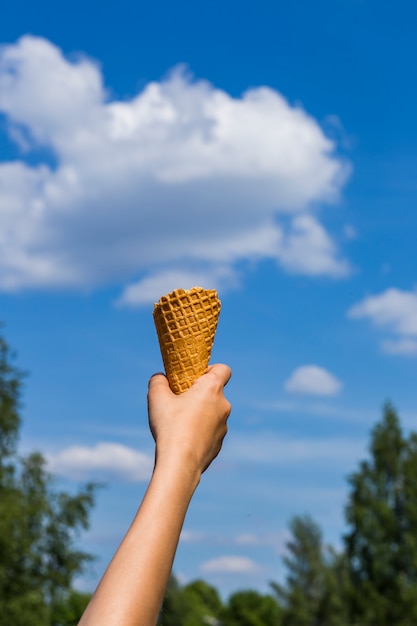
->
158, 575, 225, 625
222, 589, 281, 626
344, 402, 417, 625
317, 548, 350, 626
272, 515, 348, 626
182, 579, 224, 625
272, 515, 324, 626
52, 590, 92, 626
0, 331, 96, 625
158, 575, 192, 625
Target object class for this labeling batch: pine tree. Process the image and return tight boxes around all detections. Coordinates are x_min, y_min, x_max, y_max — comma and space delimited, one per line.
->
272, 515, 325, 626
345, 402, 417, 625
272, 515, 349, 626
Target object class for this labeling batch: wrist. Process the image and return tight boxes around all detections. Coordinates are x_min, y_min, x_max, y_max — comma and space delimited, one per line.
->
153, 448, 202, 494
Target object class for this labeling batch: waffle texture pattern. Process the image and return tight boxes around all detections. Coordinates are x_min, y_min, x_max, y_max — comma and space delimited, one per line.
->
153, 287, 221, 394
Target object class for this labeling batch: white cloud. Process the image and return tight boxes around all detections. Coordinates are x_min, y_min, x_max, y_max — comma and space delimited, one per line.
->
200, 556, 261, 574
0, 36, 350, 301
348, 287, 417, 355
117, 266, 238, 307
47, 442, 154, 482
284, 365, 342, 396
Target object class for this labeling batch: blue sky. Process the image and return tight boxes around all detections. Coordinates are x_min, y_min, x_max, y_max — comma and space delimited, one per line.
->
1, 0, 417, 599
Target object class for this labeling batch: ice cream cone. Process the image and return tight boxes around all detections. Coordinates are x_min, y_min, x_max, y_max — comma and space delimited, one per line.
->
153, 287, 221, 394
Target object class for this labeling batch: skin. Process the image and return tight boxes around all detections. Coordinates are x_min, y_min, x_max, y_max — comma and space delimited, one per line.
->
78, 363, 232, 626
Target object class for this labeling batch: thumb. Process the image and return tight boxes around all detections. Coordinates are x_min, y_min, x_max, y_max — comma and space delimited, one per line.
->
148, 372, 173, 402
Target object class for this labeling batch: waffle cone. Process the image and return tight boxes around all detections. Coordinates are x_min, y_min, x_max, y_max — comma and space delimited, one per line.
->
153, 287, 221, 394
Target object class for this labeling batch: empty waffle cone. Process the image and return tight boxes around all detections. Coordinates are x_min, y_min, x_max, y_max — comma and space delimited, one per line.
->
153, 287, 221, 394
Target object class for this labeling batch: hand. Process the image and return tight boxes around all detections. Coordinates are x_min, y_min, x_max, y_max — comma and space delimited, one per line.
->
147, 364, 232, 477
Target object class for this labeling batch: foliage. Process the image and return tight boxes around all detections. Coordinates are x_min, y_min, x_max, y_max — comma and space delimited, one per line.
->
271, 514, 349, 626
272, 515, 324, 626
344, 401, 417, 625
159, 576, 282, 626
52, 590, 92, 626
222, 589, 281, 626
159, 575, 225, 625
0, 333, 22, 463
0, 331, 96, 625
182, 579, 224, 625
317, 548, 350, 626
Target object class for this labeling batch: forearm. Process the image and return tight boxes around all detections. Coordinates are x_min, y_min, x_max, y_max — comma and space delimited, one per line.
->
78, 365, 231, 626
79, 457, 201, 626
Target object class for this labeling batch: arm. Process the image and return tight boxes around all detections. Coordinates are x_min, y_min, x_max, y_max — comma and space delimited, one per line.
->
78, 363, 232, 626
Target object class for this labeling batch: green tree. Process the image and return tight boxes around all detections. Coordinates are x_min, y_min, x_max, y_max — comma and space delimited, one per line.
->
159, 575, 225, 625
344, 402, 417, 625
52, 589, 92, 626
158, 575, 190, 625
222, 589, 281, 626
272, 515, 324, 626
182, 579, 224, 625
272, 515, 348, 626
317, 548, 350, 626
0, 332, 96, 625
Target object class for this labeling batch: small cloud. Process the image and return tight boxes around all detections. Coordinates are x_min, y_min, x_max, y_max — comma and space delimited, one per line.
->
381, 338, 417, 356
322, 114, 353, 150
234, 533, 261, 547
227, 432, 363, 466
47, 442, 153, 482
200, 556, 261, 574
117, 266, 237, 307
180, 530, 206, 543
343, 224, 357, 240
259, 398, 371, 423
348, 287, 417, 356
234, 531, 287, 553
284, 365, 342, 396
348, 287, 417, 334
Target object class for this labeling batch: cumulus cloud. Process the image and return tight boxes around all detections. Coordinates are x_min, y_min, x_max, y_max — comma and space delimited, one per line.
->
0, 35, 351, 301
47, 442, 153, 482
348, 287, 417, 356
200, 556, 261, 574
284, 365, 342, 395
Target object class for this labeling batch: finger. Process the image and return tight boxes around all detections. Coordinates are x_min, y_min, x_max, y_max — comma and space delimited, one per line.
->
147, 373, 173, 399
148, 372, 167, 388
206, 363, 232, 387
